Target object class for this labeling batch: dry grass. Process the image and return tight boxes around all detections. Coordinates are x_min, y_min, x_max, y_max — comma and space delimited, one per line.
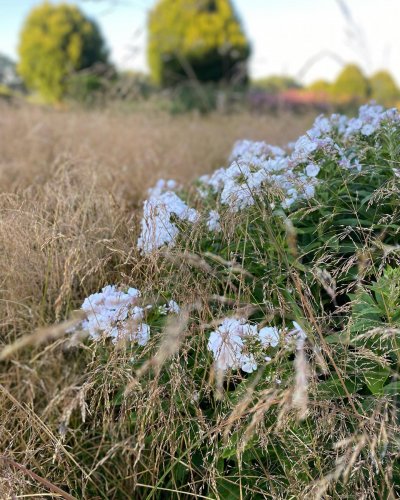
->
0, 103, 318, 497
0, 103, 313, 339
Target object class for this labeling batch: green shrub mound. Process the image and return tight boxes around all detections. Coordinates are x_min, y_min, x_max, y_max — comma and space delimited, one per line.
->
148, 0, 250, 86
332, 63, 370, 102
3, 104, 400, 498
370, 70, 400, 107
18, 2, 108, 102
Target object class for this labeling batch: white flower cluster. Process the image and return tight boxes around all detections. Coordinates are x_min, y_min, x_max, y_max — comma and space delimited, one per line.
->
158, 299, 181, 315
206, 210, 221, 232
136, 104, 400, 253
147, 178, 179, 199
342, 103, 399, 138
229, 139, 285, 164
80, 285, 150, 344
207, 318, 307, 373
198, 103, 399, 214
137, 182, 199, 254
207, 318, 258, 373
78, 285, 180, 344
199, 143, 317, 212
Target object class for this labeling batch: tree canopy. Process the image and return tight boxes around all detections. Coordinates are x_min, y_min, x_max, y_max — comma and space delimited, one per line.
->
332, 64, 369, 102
148, 0, 250, 87
18, 2, 108, 102
370, 70, 399, 106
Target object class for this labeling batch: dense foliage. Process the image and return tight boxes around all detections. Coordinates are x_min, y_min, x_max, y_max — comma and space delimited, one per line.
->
65, 103, 399, 497
370, 70, 399, 107
147, 0, 250, 86
332, 63, 369, 102
18, 2, 108, 102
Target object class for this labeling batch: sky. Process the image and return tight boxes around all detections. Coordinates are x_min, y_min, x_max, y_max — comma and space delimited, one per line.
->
1, 0, 400, 85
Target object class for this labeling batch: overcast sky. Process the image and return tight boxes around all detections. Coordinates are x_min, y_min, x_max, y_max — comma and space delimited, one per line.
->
1, 0, 400, 84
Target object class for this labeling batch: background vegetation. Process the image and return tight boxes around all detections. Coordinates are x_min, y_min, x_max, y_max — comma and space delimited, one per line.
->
148, 0, 250, 87
18, 2, 109, 102
1, 1, 398, 112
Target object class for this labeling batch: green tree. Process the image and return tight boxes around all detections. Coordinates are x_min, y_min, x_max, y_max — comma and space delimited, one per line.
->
18, 2, 108, 102
148, 0, 250, 87
332, 64, 369, 102
370, 70, 399, 106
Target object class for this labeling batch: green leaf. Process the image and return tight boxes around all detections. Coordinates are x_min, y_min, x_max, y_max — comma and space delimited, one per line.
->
364, 369, 390, 395
317, 376, 363, 400
324, 331, 352, 345
215, 477, 241, 500
382, 380, 400, 395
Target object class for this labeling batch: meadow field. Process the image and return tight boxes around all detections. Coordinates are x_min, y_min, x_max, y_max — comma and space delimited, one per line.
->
0, 102, 399, 499
0, 104, 315, 497
2, 0, 400, 497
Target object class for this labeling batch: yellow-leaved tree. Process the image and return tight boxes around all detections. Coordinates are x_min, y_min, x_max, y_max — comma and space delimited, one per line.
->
370, 70, 399, 107
148, 0, 250, 87
18, 2, 108, 102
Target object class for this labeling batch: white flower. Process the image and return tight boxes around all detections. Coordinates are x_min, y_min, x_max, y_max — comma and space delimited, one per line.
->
128, 287, 141, 299
207, 318, 258, 372
240, 354, 258, 373
137, 191, 199, 253
167, 300, 180, 314
78, 285, 151, 346
158, 305, 168, 315
230, 139, 285, 163
258, 326, 280, 347
147, 179, 179, 198
208, 324, 244, 372
305, 163, 320, 178
291, 135, 318, 164
282, 188, 298, 208
361, 123, 375, 136
200, 167, 227, 193
303, 183, 316, 199
159, 300, 180, 315
310, 115, 332, 137
291, 321, 307, 349
136, 323, 150, 346
206, 210, 221, 232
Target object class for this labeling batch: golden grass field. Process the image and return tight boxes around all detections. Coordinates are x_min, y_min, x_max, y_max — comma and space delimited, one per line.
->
0, 103, 316, 497
0, 103, 314, 337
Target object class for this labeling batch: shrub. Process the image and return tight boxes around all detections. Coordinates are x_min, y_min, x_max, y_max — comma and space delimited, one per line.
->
147, 0, 250, 87
127, 103, 400, 497
370, 70, 399, 107
252, 75, 302, 93
308, 78, 332, 95
18, 2, 108, 102
332, 63, 369, 103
